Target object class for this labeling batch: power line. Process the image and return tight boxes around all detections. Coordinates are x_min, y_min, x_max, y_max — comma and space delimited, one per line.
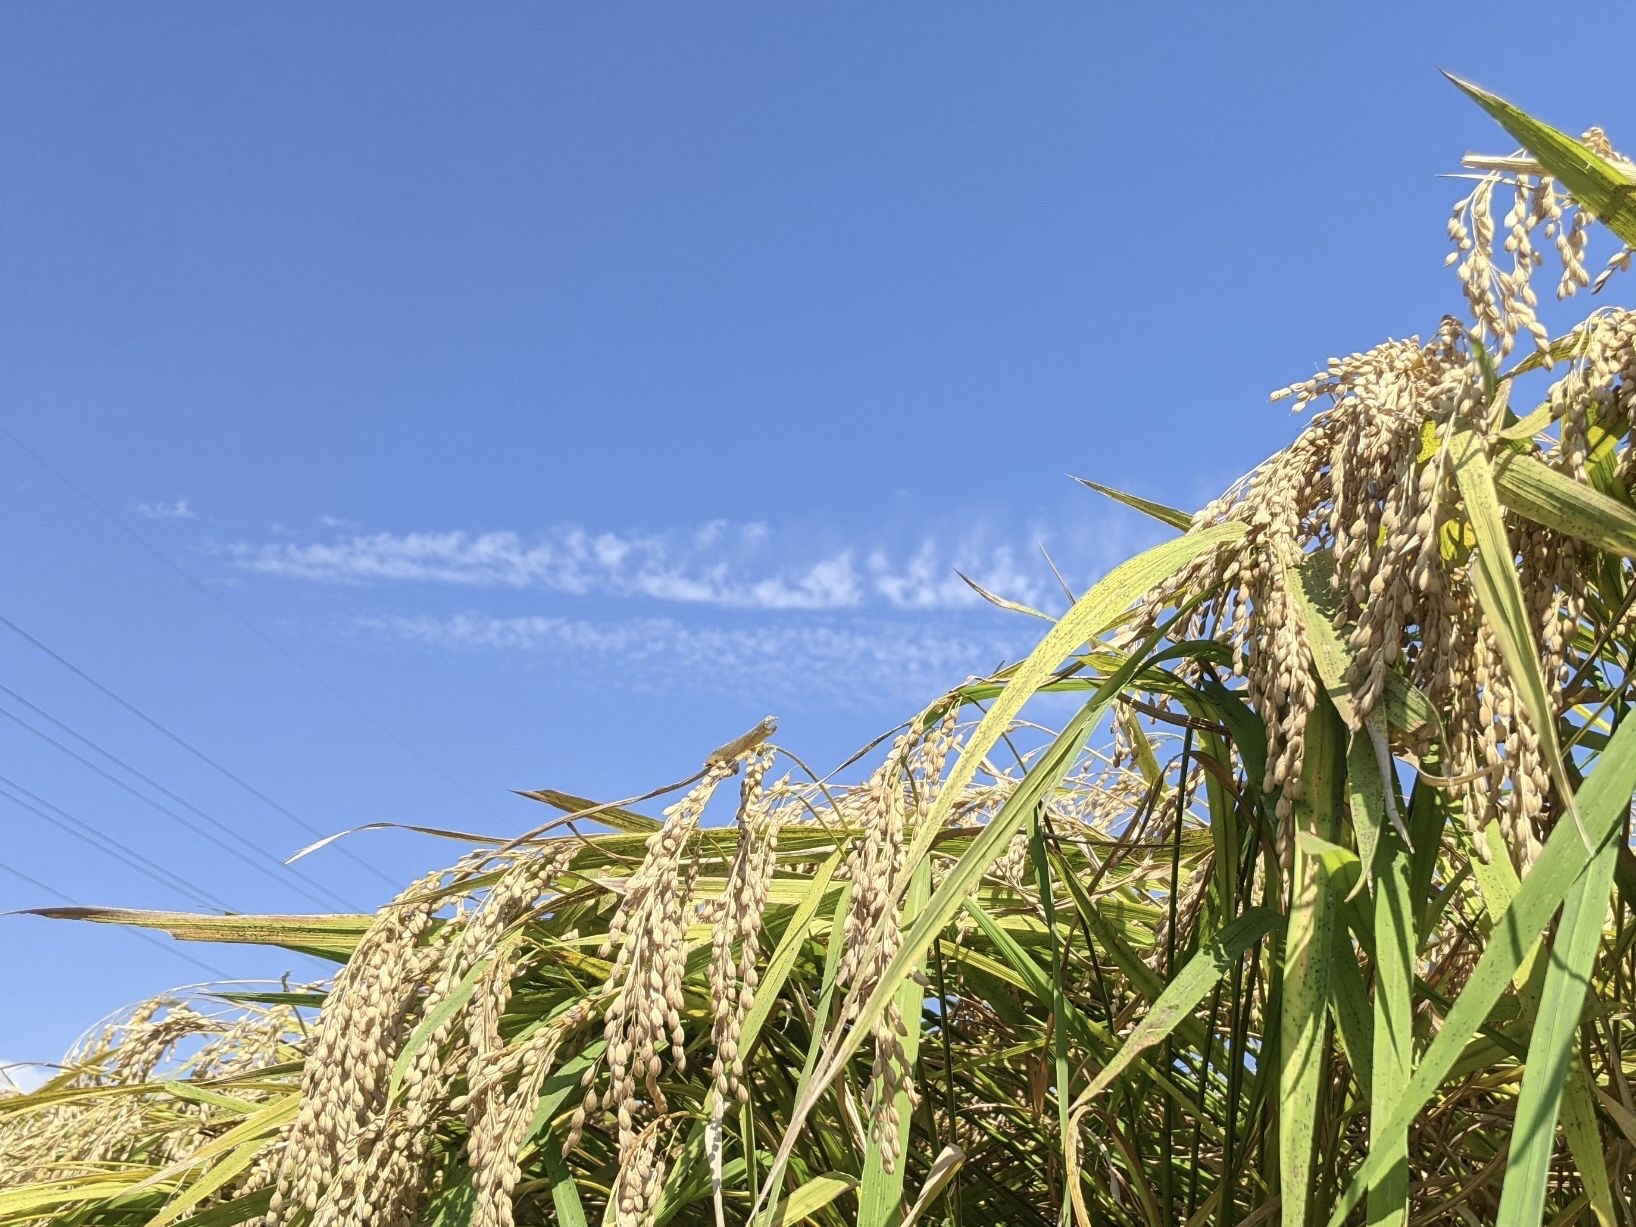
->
0, 613, 398, 891
0, 774, 235, 912
0, 858, 234, 981
0, 684, 362, 911
0, 422, 502, 821
0, 706, 355, 912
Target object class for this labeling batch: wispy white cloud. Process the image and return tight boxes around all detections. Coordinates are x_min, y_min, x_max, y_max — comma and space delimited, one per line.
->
242, 510, 1176, 703
230, 522, 1065, 613
356, 611, 1029, 703
867, 541, 1041, 610
134, 498, 195, 520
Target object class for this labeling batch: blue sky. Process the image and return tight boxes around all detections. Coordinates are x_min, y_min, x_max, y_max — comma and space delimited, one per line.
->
5, 4, 1636, 1068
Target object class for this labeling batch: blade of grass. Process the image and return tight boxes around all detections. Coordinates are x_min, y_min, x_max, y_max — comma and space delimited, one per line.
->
21, 907, 372, 961
1495, 806, 1620, 1224
389, 948, 501, 1099
902, 1145, 964, 1227
1325, 914, 1372, 1095
1367, 825, 1414, 1227
906, 522, 1243, 879
752, 880, 855, 1222
1290, 554, 1414, 878
1071, 477, 1194, 531
138, 1139, 265, 1227
960, 898, 1117, 1058
1030, 809, 1077, 1227
1280, 701, 1345, 1227
769, 1173, 860, 1226
1559, 1058, 1617, 1227
512, 788, 661, 833
166, 1189, 273, 1227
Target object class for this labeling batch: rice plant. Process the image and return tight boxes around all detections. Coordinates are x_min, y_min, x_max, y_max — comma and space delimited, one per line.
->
7, 77, 1636, 1225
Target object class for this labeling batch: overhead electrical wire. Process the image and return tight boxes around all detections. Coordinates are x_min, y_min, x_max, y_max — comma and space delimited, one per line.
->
0, 705, 357, 912
0, 683, 366, 911
0, 777, 235, 913
0, 612, 398, 892
0, 422, 503, 823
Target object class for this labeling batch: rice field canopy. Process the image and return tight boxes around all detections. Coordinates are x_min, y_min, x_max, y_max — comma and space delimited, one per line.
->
9, 77, 1636, 1227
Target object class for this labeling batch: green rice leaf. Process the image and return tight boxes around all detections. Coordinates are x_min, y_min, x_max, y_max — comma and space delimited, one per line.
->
1075, 907, 1281, 1103
1289, 556, 1404, 884
858, 859, 932, 1227
769, 1173, 859, 1225
165, 1188, 274, 1227
1496, 806, 1620, 1223
1449, 74, 1636, 248
1493, 450, 1636, 560
138, 1136, 265, 1227
1325, 916, 1372, 1095
0, 1176, 166, 1217
1327, 710, 1636, 1225
1280, 700, 1345, 1227
1451, 426, 1588, 850
1496, 399, 1558, 440
1071, 477, 1194, 531
1367, 820, 1416, 1227
1561, 1059, 1617, 1227
751, 881, 856, 1224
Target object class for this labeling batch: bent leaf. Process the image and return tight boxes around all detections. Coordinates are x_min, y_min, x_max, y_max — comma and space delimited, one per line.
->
1494, 450, 1636, 560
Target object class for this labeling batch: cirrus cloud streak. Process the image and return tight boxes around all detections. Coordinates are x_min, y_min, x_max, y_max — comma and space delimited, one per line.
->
355, 610, 1030, 705
229, 521, 1059, 613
